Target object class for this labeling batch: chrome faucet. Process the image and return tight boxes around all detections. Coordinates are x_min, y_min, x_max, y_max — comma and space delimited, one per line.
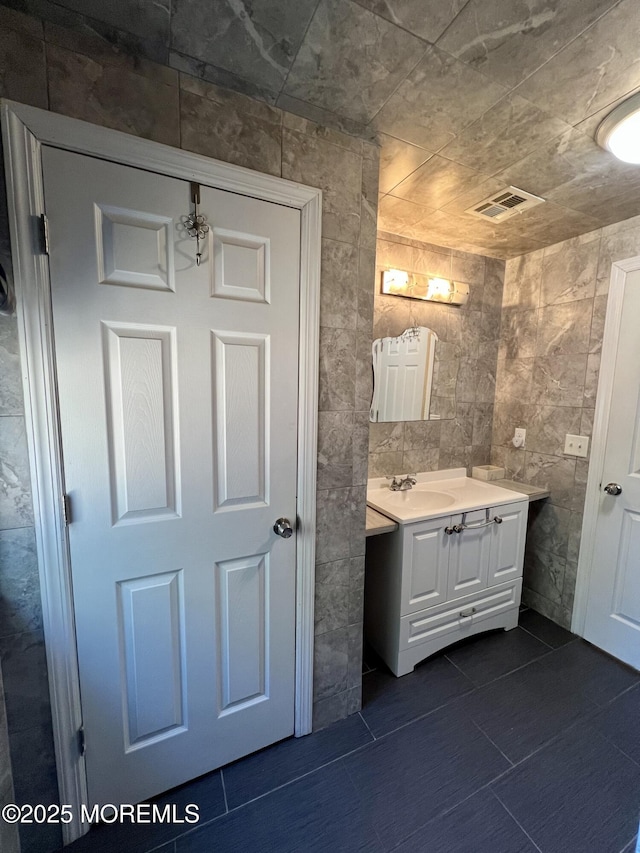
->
388, 474, 417, 491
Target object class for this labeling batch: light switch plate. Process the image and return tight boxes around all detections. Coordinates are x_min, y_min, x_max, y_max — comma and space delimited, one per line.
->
564, 434, 589, 458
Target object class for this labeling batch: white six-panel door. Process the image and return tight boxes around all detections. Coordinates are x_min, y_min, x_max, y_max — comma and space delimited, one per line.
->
583, 268, 640, 669
42, 146, 301, 806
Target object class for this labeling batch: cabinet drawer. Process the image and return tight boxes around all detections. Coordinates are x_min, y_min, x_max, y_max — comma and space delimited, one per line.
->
399, 579, 522, 651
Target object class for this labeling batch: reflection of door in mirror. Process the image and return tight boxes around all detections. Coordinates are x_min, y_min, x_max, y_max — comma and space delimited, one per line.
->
370, 326, 438, 422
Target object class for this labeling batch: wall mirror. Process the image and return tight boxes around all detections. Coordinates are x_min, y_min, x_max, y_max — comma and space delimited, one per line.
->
370, 326, 439, 422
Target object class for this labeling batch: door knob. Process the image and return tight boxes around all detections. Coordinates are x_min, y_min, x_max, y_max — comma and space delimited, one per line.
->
273, 517, 294, 538
603, 483, 622, 496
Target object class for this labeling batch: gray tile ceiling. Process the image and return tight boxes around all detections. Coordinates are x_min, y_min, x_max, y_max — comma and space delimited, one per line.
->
18, 0, 640, 257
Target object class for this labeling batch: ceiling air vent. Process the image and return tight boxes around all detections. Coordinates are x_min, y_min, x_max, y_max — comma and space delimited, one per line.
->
466, 186, 545, 222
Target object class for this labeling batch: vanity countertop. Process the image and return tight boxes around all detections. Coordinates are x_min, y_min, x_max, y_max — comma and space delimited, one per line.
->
490, 479, 550, 502
366, 468, 530, 525
366, 506, 399, 537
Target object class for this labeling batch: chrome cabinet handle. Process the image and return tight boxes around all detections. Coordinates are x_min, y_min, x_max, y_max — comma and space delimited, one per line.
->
456, 516, 503, 532
603, 483, 622, 496
459, 607, 477, 619
273, 517, 294, 538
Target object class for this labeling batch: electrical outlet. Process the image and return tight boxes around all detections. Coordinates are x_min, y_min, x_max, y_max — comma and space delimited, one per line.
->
513, 427, 526, 448
564, 434, 589, 458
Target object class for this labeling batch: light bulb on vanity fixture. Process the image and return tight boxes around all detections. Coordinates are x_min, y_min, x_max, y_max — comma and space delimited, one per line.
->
596, 91, 640, 164
380, 269, 469, 306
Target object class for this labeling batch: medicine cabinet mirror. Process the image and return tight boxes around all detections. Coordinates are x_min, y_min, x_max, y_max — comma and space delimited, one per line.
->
370, 326, 439, 423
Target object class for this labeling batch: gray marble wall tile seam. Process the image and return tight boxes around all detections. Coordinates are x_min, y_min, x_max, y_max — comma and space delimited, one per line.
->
11, 0, 624, 140
435, 0, 623, 121
377, 231, 454, 255
40, 18, 174, 82
0, 0, 170, 67
276, 0, 324, 97
277, 95, 373, 145
171, 50, 282, 106
2, 3, 636, 262
380, 117, 559, 186
430, 0, 475, 46
357, 38, 431, 128
349, 0, 452, 45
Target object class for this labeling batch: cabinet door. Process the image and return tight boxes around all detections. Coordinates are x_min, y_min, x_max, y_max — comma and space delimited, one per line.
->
448, 509, 491, 599
488, 500, 528, 586
401, 517, 450, 615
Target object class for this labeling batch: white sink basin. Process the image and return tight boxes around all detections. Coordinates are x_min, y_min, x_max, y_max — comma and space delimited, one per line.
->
367, 468, 528, 524
383, 489, 456, 513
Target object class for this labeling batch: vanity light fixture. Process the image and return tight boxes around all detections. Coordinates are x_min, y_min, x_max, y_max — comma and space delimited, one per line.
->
596, 91, 640, 164
381, 269, 469, 306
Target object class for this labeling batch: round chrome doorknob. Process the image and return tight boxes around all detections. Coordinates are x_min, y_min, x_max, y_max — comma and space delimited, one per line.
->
604, 483, 622, 496
273, 517, 294, 538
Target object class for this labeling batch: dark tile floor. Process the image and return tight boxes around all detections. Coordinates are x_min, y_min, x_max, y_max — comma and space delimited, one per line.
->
64, 610, 640, 853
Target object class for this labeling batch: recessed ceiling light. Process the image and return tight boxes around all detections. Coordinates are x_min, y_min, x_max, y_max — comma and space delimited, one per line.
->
596, 91, 640, 164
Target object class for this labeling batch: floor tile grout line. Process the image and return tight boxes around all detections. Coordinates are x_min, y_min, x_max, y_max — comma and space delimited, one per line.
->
147, 655, 638, 848
466, 713, 514, 768
219, 685, 493, 819
369, 760, 536, 853
436, 637, 557, 698
443, 652, 481, 686
517, 622, 556, 649
338, 752, 387, 850
102, 679, 634, 849
219, 769, 229, 814
225, 662, 591, 832
597, 678, 640, 708
617, 835, 638, 853
590, 678, 640, 767
169, 735, 386, 846
164, 709, 453, 845
360, 684, 478, 741
430, 699, 609, 817
192, 732, 389, 829
485, 697, 609, 775
101, 622, 635, 850
489, 787, 544, 853
594, 730, 640, 771
358, 710, 377, 740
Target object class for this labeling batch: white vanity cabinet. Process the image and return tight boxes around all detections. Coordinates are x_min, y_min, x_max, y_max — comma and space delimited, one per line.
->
365, 499, 528, 676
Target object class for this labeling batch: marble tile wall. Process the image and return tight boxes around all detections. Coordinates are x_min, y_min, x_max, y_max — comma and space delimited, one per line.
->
369, 232, 504, 477
0, 6, 378, 849
0, 666, 19, 853
491, 215, 640, 628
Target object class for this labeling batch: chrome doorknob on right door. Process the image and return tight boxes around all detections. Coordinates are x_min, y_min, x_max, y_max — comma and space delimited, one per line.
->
604, 483, 622, 495
273, 517, 294, 538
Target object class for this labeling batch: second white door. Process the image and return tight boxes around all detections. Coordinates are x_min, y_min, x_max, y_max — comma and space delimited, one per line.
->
42, 146, 301, 807
583, 266, 640, 669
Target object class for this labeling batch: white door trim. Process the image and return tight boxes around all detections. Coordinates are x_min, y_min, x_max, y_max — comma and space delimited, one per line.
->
1, 99, 321, 844
572, 254, 640, 636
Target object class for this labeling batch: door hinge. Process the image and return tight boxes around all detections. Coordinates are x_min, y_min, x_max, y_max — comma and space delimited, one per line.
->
62, 493, 71, 526
39, 213, 50, 255
78, 726, 86, 757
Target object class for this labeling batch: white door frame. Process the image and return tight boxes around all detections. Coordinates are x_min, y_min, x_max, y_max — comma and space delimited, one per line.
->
572, 254, 640, 636
1, 100, 321, 844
